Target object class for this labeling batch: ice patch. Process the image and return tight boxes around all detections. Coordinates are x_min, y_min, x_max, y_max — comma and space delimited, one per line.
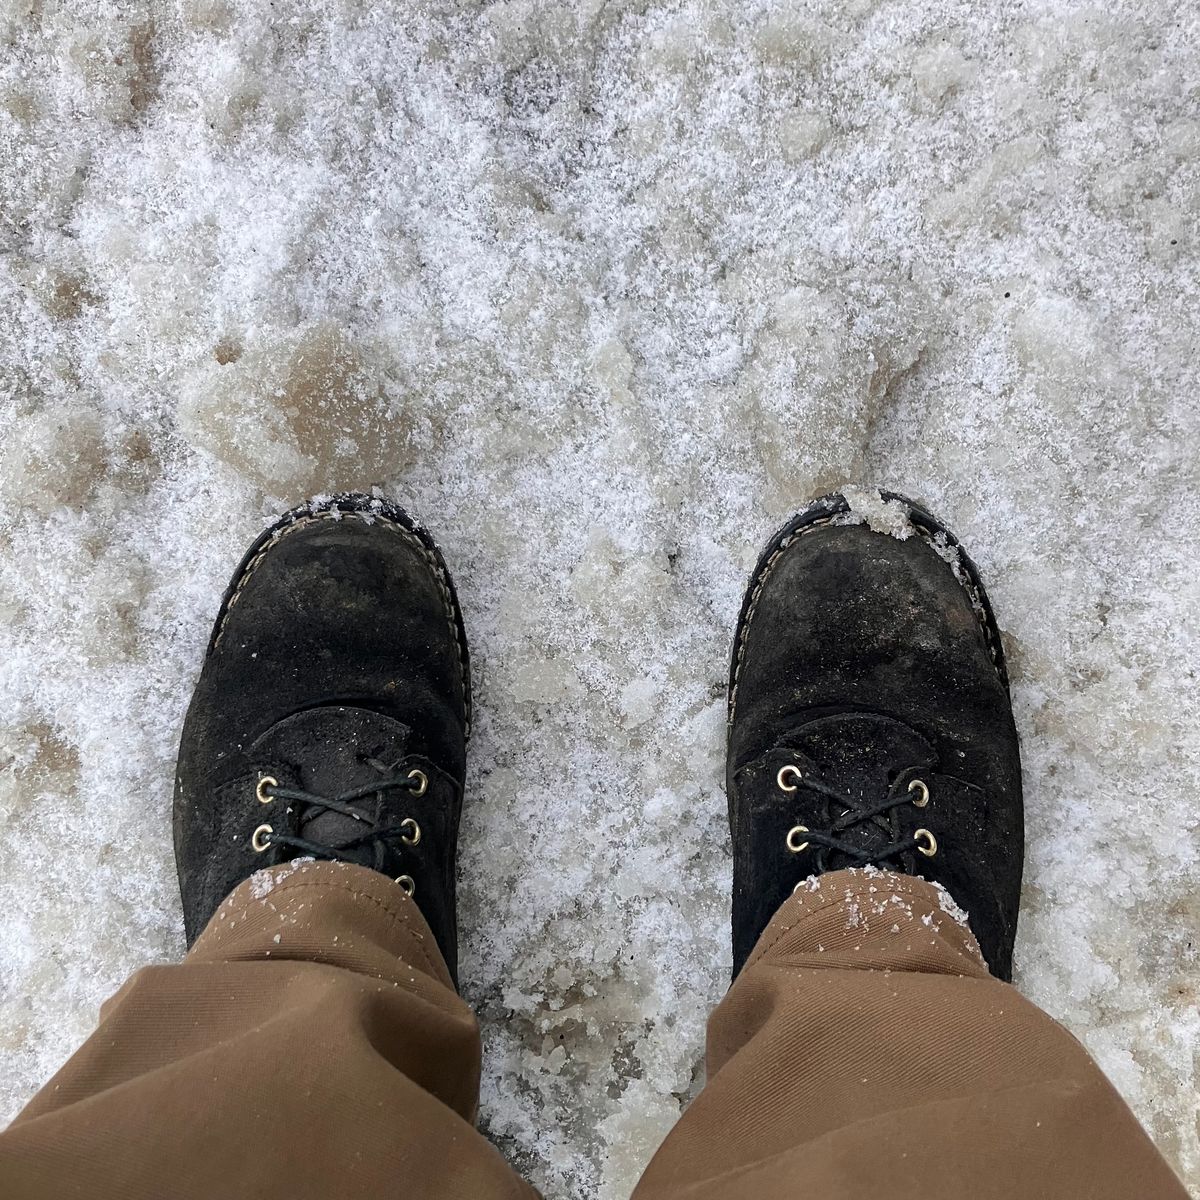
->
176, 324, 412, 497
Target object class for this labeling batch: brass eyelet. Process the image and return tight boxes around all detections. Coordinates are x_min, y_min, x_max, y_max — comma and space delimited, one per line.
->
908, 778, 929, 808
400, 818, 422, 846
255, 775, 277, 805
777, 764, 802, 793
407, 769, 428, 797
915, 828, 938, 857
786, 824, 810, 853
395, 874, 415, 896
251, 823, 274, 853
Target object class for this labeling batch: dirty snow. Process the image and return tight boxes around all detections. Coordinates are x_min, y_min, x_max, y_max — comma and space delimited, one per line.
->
1, 1, 1198, 1195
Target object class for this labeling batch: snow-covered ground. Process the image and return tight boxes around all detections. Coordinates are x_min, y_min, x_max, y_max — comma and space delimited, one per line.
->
1, 0, 1197, 1194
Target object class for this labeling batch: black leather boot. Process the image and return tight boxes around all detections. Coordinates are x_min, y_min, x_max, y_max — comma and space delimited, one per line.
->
174, 493, 470, 983
726, 491, 1023, 980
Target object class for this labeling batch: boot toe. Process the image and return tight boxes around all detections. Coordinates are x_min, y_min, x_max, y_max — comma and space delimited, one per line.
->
197, 497, 469, 771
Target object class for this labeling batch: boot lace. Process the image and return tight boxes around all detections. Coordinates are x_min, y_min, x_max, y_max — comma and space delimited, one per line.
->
777, 764, 938, 873
250, 757, 429, 895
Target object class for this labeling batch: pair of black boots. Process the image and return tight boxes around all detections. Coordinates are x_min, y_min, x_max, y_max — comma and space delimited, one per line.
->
175, 491, 1022, 985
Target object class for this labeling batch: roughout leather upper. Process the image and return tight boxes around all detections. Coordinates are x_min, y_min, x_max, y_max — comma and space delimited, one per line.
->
727, 494, 1023, 980
174, 495, 470, 979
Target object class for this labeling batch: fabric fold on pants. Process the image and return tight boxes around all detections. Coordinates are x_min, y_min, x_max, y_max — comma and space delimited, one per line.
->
632, 868, 1189, 1199
0, 862, 1187, 1200
1, 860, 534, 1200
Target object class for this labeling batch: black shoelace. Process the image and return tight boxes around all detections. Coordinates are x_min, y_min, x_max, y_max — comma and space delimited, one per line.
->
254, 757, 428, 881
779, 767, 937, 870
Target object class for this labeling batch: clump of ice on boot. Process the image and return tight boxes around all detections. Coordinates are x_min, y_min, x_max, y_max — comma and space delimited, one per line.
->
1, 1, 1197, 1196
835, 485, 916, 540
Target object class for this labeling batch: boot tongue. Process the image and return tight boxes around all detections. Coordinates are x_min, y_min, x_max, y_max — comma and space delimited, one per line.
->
249, 706, 413, 856
781, 713, 937, 864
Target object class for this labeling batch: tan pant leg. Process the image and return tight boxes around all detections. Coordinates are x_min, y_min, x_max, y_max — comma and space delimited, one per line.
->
633, 869, 1187, 1200
0, 861, 533, 1200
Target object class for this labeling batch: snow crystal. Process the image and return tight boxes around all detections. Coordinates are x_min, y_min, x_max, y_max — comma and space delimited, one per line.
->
932, 879, 972, 931
247, 858, 314, 900
1, 1, 1197, 1195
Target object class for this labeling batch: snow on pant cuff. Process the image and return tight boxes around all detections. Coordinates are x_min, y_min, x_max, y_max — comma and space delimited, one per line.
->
188, 859, 454, 990
744, 866, 989, 978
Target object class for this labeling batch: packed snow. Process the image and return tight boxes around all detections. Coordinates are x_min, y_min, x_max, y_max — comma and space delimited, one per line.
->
1, 1, 1197, 1195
